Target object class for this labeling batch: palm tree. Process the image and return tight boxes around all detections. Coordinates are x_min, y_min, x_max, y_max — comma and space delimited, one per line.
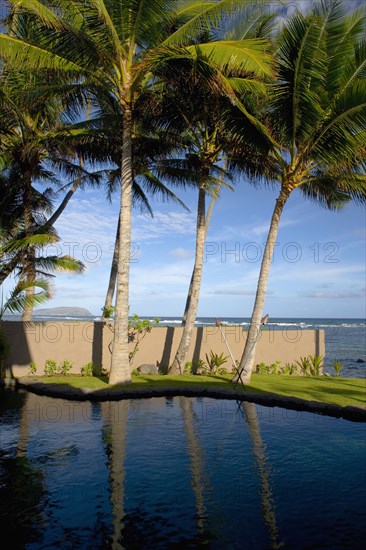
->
0, 0, 274, 384
236, 0, 366, 384
0, 224, 84, 318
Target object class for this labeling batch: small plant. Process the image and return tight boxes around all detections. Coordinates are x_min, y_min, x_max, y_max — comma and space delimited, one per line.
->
294, 356, 312, 376
183, 362, 192, 374
132, 368, 141, 376
81, 362, 93, 376
205, 351, 229, 374
128, 314, 160, 365
28, 361, 37, 376
331, 360, 343, 377
191, 359, 207, 375
282, 362, 297, 375
255, 361, 281, 375
59, 359, 73, 376
308, 354, 324, 376
44, 359, 57, 376
102, 305, 115, 319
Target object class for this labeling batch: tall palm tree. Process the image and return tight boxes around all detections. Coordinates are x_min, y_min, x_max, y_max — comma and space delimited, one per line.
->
0, 0, 274, 384
236, 0, 366, 384
0, 63, 98, 319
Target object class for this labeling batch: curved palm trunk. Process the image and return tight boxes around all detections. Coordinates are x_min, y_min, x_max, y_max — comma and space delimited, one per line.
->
171, 183, 206, 374
109, 107, 133, 385
46, 180, 81, 229
102, 218, 120, 321
237, 186, 291, 384
181, 193, 217, 326
22, 175, 35, 322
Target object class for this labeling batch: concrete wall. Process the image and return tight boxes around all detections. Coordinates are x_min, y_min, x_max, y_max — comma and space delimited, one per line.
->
0, 321, 325, 377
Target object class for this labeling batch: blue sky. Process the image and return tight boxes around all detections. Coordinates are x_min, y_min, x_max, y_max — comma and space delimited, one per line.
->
12, 179, 363, 319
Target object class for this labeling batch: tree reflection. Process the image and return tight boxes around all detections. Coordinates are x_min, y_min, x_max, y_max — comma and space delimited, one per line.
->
242, 401, 283, 549
0, 390, 46, 547
101, 400, 129, 549
179, 396, 208, 536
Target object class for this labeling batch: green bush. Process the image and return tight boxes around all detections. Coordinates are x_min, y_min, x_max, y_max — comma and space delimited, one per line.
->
308, 354, 324, 375
205, 351, 229, 374
28, 361, 37, 376
59, 360, 73, 376
183, 361, 192, 374
331, 360, 343, 377
81, 362, 93, 376
44, 359, 57, 376
255, 361, 281, 375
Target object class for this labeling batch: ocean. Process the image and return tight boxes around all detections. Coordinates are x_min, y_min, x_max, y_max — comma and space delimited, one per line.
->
2, 315, 365, 378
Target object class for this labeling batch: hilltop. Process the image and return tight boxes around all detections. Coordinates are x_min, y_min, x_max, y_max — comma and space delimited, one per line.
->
34, 307, 94, 317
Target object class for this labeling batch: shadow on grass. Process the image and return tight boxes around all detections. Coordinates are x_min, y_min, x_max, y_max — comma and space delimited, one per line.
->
15, 375, 366, 421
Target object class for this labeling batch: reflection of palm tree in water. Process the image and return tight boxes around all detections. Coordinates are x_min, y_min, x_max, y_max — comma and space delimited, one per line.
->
242, 402, 283, 549
101, 401, 128, 550
179, 397, 208, 537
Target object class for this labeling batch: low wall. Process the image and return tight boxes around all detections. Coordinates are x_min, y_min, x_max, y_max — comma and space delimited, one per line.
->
0, 321, 325, 377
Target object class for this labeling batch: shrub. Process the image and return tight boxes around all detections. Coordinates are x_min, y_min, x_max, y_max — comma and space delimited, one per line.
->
191, 359, 206, 375
205, 351, 229, 374
28, 361, 37, 376
308, 354, 324, 376
128, 314, 160, 365
59, 360, 73, 376
294, 356, 312, 376
44, 359, 57, 376
282, 363, 298, 375
255, 361, 281, 375
183, 362, 192, 374
331, 360, 343, 377
81, 362, 93, 376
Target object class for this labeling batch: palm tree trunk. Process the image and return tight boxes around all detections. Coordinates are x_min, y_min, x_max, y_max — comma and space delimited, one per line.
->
22, 175, 35, 322
182, 193, 217, 326
171, 183, 206, 373
237, 186, 291, 384
46, 180, 81, 228
102, 217, 120, 321
109, 106, 133, 385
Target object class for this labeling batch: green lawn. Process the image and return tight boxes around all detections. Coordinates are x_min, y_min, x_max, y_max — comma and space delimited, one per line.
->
26, 374, 366, 409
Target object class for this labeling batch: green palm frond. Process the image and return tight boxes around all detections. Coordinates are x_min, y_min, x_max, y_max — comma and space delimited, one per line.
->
0, 278, 51, 317
186, 40, 273, 78
0, 232, 59, 256
165, 0, 261, 46
34, 255, 85, 274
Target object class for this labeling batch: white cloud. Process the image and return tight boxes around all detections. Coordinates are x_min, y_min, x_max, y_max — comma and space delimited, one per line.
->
299, 289, 365, 300
133, 211, 196, 242
169, 247, 192, 259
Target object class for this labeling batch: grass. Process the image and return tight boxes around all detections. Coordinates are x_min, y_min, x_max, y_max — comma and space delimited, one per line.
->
26, 374, 366, 409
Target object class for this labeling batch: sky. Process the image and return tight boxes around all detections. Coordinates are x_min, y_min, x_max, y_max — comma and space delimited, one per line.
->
1, 0, 365, 319
6, 179, 363, 319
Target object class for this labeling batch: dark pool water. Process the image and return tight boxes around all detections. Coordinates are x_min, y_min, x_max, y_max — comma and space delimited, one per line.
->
0, 389, 365, 549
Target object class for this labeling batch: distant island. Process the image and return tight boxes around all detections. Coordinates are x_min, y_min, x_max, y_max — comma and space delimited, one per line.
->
33, 307, 94, 317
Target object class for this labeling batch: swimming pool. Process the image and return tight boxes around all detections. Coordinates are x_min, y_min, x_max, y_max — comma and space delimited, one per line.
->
1, 389, 365, 549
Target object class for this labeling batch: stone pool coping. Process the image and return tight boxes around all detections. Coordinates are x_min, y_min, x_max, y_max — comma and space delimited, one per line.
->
2, 377, 365, 422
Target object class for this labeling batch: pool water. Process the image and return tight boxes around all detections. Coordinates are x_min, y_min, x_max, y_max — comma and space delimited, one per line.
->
0, 389, 365, 549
